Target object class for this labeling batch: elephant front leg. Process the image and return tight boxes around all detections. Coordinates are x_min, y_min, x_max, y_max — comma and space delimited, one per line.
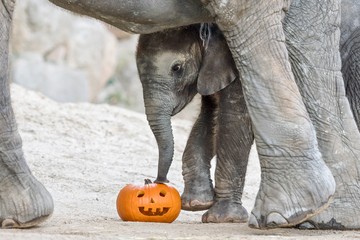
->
181, 96, 217, 211
0, 0, 53, 228
202, 0, 336, 228
284, 0, 360, 229
202, 80, 253, 223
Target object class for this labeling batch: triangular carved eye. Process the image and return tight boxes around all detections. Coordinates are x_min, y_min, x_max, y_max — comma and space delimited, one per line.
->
137, 191, 145, 197
159, 190, 166, 197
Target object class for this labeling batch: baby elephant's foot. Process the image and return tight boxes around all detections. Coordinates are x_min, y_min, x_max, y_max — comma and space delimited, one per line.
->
248, 155, 335, 229
202, 199, 248, 223
0, 173, 54, 228
181, 180, 214, 211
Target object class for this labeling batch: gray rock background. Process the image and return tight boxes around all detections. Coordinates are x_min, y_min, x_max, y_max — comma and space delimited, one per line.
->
96, 35, 145, 113
10, 0, 201, 121
11, 0, 135, 104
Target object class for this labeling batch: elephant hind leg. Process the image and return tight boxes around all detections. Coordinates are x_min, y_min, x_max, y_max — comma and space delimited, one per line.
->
0, 0, 53, 228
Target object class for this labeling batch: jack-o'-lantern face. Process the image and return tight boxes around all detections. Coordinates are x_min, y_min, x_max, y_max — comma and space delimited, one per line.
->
136, 188, 170, 216
116, 179, 181, 223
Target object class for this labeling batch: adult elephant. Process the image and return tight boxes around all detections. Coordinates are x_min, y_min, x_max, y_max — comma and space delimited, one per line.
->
0, 0, 358, 230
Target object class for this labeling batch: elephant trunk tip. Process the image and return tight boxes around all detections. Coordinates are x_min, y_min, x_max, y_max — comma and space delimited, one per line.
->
154, 176, 170, 184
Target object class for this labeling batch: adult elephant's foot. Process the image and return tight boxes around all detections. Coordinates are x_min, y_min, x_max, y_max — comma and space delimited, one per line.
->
0, 172, 54, 228
281, 0, 360, 229
202, 199, 248, 223
297, 163, 360, 230
1, 0, 53, 229
181, 179, 214, 211
297, 131, 360, 229
248, 155, 335, 229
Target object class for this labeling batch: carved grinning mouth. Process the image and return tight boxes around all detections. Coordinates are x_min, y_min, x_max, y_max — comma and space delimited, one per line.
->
139, 207, 170, 216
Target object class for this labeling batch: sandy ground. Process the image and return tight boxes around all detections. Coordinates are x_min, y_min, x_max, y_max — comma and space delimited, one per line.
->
1, 84, 360, 239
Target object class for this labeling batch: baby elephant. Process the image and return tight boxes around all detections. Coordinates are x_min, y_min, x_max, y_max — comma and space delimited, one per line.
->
136, 24, 254, 223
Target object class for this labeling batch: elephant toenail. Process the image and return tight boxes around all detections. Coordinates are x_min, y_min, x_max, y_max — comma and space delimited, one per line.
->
266, 212, 288, 227
202, 213, 216, 223
190, 200, 202, 207
2, 219, 17, 228
224, 217, 236, 223
248, 213, 260, 228
298, 221, 316, 229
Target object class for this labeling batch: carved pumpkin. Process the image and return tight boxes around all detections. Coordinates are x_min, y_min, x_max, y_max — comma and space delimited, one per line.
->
116, 179, 181, 223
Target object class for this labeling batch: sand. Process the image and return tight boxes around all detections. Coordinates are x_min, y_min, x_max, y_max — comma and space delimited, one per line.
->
1, 84, 359, 239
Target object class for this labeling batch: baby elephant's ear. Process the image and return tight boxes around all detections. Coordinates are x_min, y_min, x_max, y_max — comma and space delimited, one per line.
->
197, 29, 237, 96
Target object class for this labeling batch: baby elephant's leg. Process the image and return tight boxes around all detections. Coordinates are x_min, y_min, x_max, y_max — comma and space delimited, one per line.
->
181, 96, 218, 211
202, 79, 254, 223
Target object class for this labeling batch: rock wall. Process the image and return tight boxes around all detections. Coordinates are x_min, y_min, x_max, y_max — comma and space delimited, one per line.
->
10, 0, 200, 119
96, 35, 145, 113
11, 0, 118, 102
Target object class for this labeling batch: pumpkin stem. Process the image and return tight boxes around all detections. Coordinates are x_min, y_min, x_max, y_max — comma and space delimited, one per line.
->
144, 179, 153, 185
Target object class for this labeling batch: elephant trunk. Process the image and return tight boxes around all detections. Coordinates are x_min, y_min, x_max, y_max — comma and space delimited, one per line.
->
144, 99, 174, 183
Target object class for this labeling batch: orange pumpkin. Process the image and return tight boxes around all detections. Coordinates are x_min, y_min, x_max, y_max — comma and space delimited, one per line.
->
116, 179, 181, 223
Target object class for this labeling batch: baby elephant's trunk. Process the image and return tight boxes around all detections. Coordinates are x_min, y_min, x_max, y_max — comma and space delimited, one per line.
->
145, 103, 174, 183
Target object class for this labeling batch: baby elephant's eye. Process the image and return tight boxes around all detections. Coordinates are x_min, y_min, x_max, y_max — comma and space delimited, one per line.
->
171, 63, 182, 72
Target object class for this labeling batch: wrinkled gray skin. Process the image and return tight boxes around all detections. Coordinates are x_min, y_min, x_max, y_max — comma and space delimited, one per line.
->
299, 0, 360, 229
341, 1, 360, 130
136, 25, 254, 223
1, 0, 360, 230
